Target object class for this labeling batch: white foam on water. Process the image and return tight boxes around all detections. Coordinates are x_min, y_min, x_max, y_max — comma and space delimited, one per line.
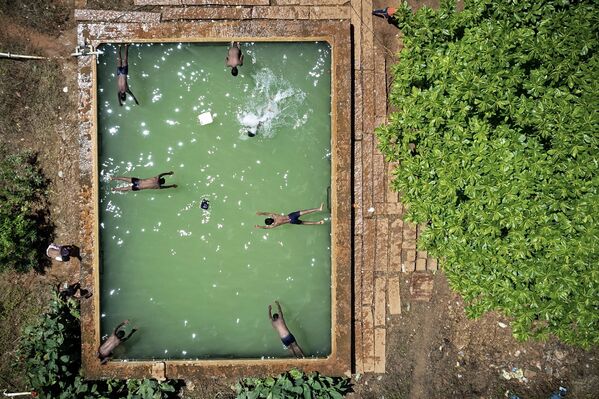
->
236, 68, 309, 138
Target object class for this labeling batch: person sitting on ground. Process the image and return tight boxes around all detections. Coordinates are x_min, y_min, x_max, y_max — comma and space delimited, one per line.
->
372, 7, 400, 27
111, 171, 177, 192
255, 203, 325, 229
117, 44, 139, 106
46, 243, 82, 262
268, 301, 304, 358
97, 320, 137, 364
57, 282, 92, 300
225, 41, 244, 77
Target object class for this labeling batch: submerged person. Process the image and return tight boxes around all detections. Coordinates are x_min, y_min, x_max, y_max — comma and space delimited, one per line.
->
117, 44, 139, 106
111, 171, 177, 192
46, 243, 82, 262
225, 41, 244, 77
247, 121, 262, 137
255, 203, 325, 229
268, 301, 304, 358
372, 7, 400, 28
97, 320, 137, 364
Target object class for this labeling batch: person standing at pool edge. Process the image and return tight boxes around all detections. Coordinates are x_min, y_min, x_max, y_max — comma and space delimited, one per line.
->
269, 301, 305, 358
46, 243, 82, 262
255, 203, 325, 229
111, 171, 177, 192
225, 41, 244, 76
117, 44, 139, 106
372, 7, 400, 28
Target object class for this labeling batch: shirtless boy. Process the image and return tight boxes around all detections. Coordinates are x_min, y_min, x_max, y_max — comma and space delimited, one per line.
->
97, 320, 137, 364
268, 301, 304, 358
111, 171, 177, 192
255, 203, 325, 229
117, 44, 139, 106
225, 41, 244, 77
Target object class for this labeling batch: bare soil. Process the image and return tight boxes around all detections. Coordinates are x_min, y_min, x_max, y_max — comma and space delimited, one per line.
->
352, 273, 599, 399
0, 2, 598, 398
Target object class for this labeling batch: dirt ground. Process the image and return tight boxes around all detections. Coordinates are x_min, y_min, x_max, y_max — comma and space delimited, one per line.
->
352, 273, 599, 399
0, 1, 598, 398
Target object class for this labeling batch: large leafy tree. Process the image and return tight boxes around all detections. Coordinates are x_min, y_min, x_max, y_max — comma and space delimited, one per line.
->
377, 0, 599, 347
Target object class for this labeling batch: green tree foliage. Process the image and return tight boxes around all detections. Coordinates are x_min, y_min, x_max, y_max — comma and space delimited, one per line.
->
235, 369, 352, 399
377, 0, 599, 347
19, 293, 181, 398
0, 146, 49, 272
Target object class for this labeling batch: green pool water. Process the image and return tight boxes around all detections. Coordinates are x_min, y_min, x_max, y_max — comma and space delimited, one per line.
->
96, 42, 332, 360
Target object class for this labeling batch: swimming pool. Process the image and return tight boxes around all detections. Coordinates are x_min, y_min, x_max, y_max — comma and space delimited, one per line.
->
97, 41, 332, 360
78, 19, 351, 379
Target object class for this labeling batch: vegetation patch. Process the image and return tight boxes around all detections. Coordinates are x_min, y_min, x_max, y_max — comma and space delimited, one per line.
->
19, 292, 182, 398
377, 0, 599, 347
0, 272, 50, 391
0, 145, 50, 273
235, 369, 352, 399
0, 36, 64, 142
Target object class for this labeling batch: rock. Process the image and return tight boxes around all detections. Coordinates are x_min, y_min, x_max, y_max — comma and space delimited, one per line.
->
524, 369, 537, 379
554, 350, 566, 361
151, 362, 166, 381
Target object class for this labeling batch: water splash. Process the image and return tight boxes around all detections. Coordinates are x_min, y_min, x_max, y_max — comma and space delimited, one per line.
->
236, 68, 309, 138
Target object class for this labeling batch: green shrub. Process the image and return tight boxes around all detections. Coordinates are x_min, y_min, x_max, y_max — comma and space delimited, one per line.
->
0, 146, 49, 272
18, 293, 181, 398
235, 369, 352, 399
377, 0, 599, 347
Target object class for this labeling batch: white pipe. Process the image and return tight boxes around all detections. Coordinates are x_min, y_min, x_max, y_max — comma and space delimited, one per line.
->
0, 52, 46, 60
2, 390, 33, 397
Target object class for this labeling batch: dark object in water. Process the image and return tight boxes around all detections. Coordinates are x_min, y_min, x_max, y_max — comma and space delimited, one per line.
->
201, 199, 210, 210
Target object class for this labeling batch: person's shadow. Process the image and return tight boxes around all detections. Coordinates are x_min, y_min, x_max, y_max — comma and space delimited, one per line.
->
67, 245, 83, 262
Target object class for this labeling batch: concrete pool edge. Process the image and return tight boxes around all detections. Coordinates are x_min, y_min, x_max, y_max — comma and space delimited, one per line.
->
77, 20, 352, 379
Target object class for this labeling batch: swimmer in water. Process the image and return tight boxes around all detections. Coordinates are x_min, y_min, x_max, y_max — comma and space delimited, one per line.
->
111, 171, 177, 192
97, 320, 137, 364
117, 44, 139, 107
247, 121, 262, 137
268, 301, 304, 358
225, 41, 244, 77
255, 203, 325, 229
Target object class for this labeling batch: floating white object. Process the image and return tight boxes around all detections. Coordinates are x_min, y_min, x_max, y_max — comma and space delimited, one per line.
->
198, 112, 213, 125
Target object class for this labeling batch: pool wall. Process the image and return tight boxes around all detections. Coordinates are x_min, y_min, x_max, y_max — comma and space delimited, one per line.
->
77, 20, 351, 380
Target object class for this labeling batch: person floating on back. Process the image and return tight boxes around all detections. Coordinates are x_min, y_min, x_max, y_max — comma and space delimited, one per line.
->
225, 41, 244, 77
117, 44, 139, 106
372, 7, 400, 28
46, 243, 82, 262
111, 171, 177, 192
268, 301, 305, 358
97, 320, 137, 364
255, 203, 325, 229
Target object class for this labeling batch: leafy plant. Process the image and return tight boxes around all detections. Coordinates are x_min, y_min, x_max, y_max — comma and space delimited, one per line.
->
18, 293, 181, 398
235, 369, 352, 399
378, 0, 599, 347
0, 145, 50, 272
